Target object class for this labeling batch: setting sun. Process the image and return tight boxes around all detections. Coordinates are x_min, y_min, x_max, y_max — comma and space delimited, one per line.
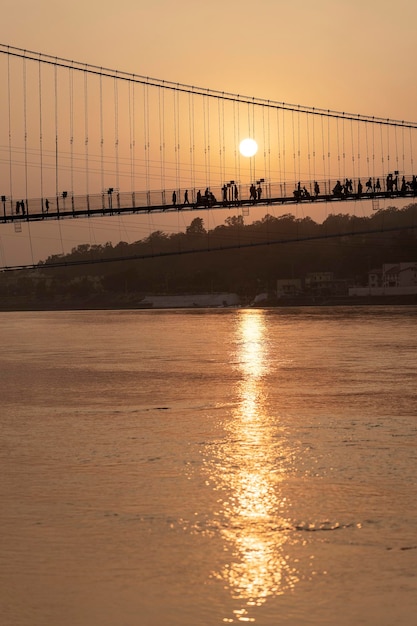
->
239, 137, 258, 158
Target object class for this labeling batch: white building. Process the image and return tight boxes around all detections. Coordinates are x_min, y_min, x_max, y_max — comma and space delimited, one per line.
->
382, 263, 417, 288
349, 262, 417, 296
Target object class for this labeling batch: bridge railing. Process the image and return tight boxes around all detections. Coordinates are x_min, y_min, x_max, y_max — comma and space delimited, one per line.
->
2, 173, 417, 222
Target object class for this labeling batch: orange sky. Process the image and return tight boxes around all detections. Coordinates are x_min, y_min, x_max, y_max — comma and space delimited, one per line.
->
1, 0, 417, 266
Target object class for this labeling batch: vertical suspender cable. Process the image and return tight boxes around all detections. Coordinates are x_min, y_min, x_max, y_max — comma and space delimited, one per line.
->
400, 124, 405, 177
267, 104, 271, 195
55, 63, 60, 199
262, 105, 267, 188
23, 54, 34, 262
233, 99, 241, 192
84, 68, 89, 198
7, 50, 13, 211
297, 107, 301, 184
277, 108, 283, 194
206, 91, 211, 189
203, 94, 208, 189
128, 79, 134, 196
236, 102, 242, 191
217, 97, 223, 188
145, 82, 151, 195
99, 72, 104, 198
336, 116, 341, 181
69, 66, 74, 200
380, 122, 385, 179
189, 90, 196, 196
38, 58, 44, 208
233, 99, 237, 182
23, 55, 29, 210
23, 56, 28, 206
342, 114, 346, 182
320, 115, 326, 192
306, 112, 311, 191
173, 87, 179, 193
365, 121, 370, 179
237, 100, 241, 189
371, 121, 375, 182
394, 124, 399, 177
132, 79, 136, 197
252, 98, 256, 184
114, 75, 120, 193
291, 110, 296, 186
282, 108, 287, 195
158, 85, 166, 197
350, 118, 355, 186
221, 97, 226, 191
177, 89, 181, 193
356, 116, 362, 184
327, 113, 331, 191
55, 61, 64, 253
311, 111, 316, 188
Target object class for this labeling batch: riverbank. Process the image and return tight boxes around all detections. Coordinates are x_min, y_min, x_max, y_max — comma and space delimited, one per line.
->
1, 292, 417, 311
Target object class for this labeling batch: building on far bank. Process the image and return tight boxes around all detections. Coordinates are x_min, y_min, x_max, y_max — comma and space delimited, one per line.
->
305, 272, 348, 296
276, 278, 302, 298
350, 262, 417, 297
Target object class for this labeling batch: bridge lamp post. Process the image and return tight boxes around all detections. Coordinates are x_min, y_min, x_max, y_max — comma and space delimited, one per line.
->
1, 195, 6, 220
256, 178, 265, 199
107, 187, 114, 211
62, 191, 67, 212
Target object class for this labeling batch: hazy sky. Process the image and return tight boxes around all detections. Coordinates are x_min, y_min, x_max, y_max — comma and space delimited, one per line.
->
2, 0, 417, 266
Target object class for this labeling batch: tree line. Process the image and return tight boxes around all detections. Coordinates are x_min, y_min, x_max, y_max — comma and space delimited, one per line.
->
1, 203, 416, 306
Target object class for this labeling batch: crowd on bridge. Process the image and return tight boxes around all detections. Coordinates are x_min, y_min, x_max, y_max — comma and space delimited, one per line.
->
6, 171, 417, 221
168, 171, 417, 211
293, 172, 417, 201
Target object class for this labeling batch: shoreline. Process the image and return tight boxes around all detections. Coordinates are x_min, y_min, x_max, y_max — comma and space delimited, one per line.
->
1, 294, 417, 312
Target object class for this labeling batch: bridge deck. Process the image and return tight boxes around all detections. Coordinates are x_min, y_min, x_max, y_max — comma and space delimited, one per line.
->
2, 189, 416, 224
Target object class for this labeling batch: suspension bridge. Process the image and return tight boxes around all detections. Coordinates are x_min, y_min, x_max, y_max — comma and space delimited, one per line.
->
0, 44, 417, 269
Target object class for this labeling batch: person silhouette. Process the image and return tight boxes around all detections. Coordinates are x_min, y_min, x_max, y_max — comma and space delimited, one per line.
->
222, 184, 228, 203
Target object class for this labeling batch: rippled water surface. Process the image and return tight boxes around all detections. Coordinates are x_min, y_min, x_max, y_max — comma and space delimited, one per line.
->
1, 307, 417, 625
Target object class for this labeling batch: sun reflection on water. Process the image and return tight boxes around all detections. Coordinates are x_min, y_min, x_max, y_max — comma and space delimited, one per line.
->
208, 310, 300, 622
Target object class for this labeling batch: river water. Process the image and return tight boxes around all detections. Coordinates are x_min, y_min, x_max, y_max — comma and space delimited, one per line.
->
1, 307, 416, 626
